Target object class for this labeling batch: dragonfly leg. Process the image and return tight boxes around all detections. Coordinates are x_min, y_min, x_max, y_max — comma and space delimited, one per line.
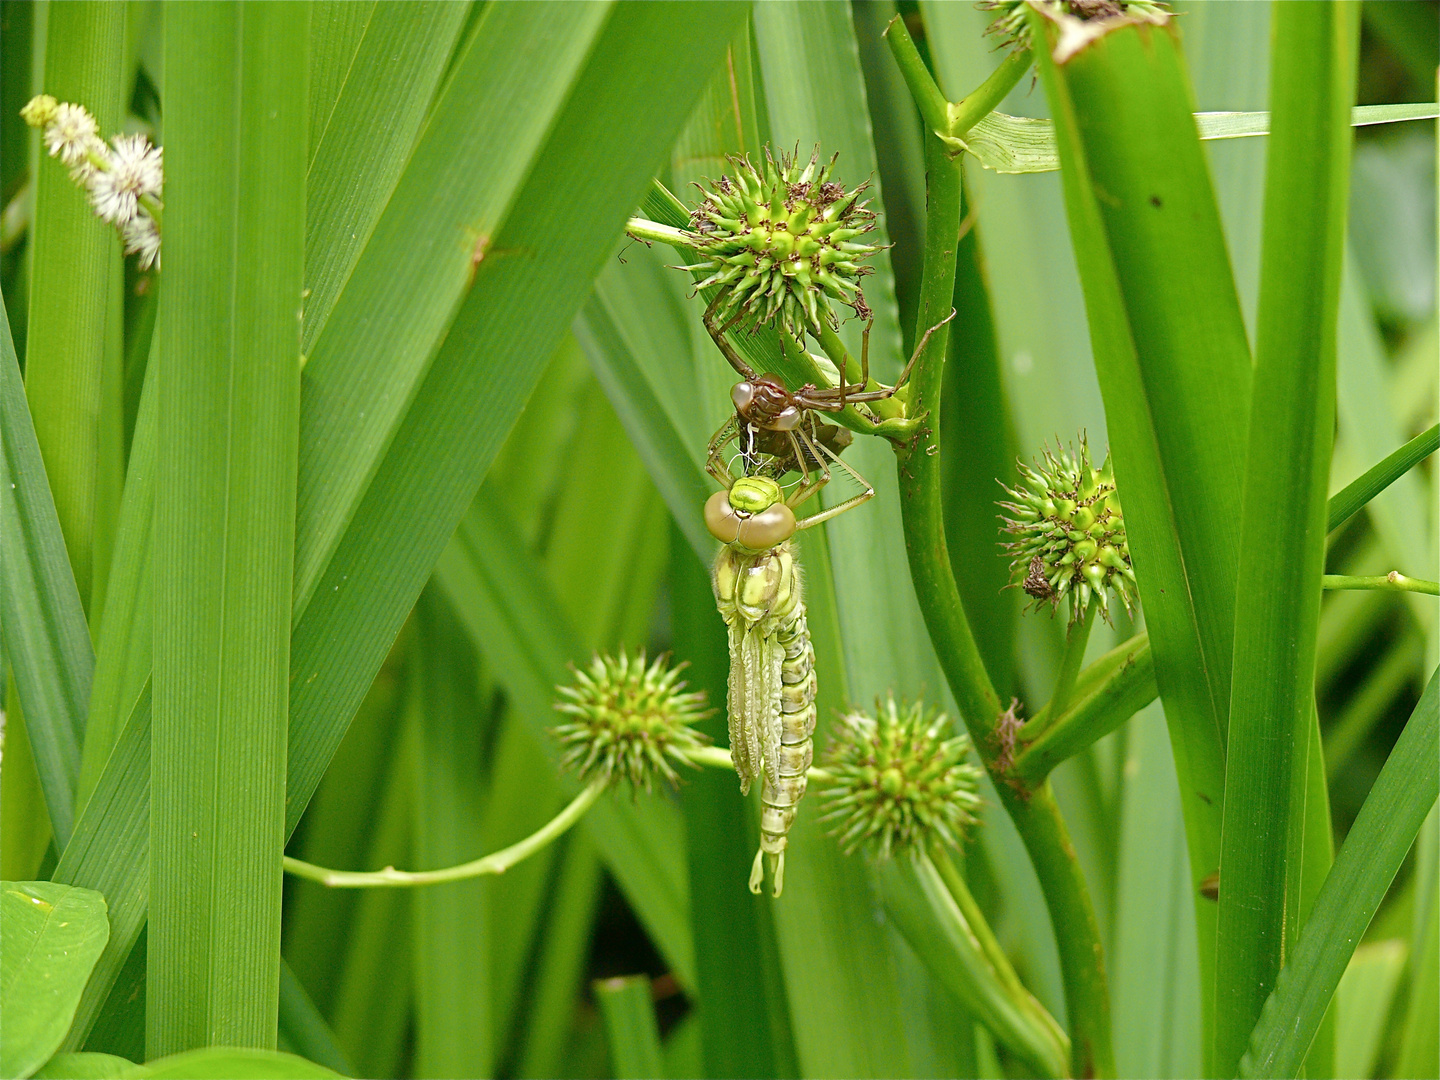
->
705, 415, 742, 489
793, 435, 875, 529
704, 291, 760, 381
784, 424, 833, 511
839, 309, 958, 405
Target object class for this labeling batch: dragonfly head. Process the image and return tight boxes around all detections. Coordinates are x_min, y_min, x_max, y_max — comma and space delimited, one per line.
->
705, 475, 796, 552
733, 376, 801, 431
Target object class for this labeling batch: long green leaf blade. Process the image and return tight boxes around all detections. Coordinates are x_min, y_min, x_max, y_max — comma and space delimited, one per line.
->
23, 0, 125, 613
1241, 670, 1438, 1078
1028, 12, 1255, 1059
150, 2, 305, 1054
1, 291, 93, 846
1215, 5, 1359, 1072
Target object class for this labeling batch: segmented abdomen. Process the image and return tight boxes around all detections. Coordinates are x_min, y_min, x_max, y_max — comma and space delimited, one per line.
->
759, 603, 816, 867
712, 540, 815, 896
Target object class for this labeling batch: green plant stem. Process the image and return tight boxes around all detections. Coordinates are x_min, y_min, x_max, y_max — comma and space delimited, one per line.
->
1012, 639, 1157, 787
883, 14, 1032, 143
911, 849, 1071, 1079
284, 779, 606, 888
1327, 422, 1438, 533
931, 846, 1038, 1015
882, 15, 950, 137
1322, 573, 1438, 595
895, 128, 1115, 1079
1045, 598, 1097, 730
946, 46, 1034, 137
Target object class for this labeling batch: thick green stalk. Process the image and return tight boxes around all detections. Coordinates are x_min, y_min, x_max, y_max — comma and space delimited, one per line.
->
1215, 3, 1359, 1074
893, 123, 1114, 1079
151, 3, 305, 1055
24, 0, 124, 614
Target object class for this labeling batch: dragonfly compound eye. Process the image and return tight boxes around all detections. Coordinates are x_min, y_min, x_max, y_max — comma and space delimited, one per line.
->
705, 478, 797, 551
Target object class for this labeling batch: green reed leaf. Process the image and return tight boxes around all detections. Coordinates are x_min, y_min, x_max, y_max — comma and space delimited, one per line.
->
1240, 669, 1438, 1079
149, 3, 306, 1054
1, 292, 92, 846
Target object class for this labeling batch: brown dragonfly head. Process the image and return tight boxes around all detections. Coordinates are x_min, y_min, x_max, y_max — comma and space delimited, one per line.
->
732, 374, 801, 431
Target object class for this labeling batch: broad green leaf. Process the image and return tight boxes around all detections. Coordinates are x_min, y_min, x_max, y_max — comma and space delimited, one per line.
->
595, 976, 665, 1080
1216, 6, 1357, 1072
951, 103, 1437, 174
23, 1, 124, 612
302, 2, 471, 349
1, 881, 110, 1080
307, 1, 375, 162
141, 1047, 344, 1079
292, 1, 611, 615
1334, 940, 1408, 1080
408, 588, 493, 1080
1240, 669, 1438, 1079
150, 2, 306, 1056
1029, 12, 1255, 1059
54, 1, 748, 1046
1, 290, 92, 846
31, 1052, 142, 1079
76, 343, 154, 812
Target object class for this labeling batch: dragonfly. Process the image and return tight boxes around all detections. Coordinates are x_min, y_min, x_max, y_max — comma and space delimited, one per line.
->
699, 304, 954, 896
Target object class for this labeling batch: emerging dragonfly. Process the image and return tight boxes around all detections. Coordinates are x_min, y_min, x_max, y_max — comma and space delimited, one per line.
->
701, 305, 954, 896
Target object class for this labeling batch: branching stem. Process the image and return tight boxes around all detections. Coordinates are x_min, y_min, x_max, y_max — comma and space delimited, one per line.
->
892, 123, 1115, 1077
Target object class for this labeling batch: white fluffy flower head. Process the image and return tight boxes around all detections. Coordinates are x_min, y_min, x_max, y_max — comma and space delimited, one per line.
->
122, 213, 162, 270
44, 102, 103, 168
91, 134, 163, 226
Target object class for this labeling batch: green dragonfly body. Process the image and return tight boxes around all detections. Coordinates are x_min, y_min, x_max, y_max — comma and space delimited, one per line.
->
712, 534, 817, 896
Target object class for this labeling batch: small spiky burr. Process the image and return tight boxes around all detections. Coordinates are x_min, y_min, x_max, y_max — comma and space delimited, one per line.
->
998, 436, 1137, 623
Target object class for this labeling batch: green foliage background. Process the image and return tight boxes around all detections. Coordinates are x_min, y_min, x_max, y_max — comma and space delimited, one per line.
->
0, 2, 1435, 1079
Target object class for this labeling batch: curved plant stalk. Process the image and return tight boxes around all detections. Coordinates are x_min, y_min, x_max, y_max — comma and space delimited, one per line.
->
884, 20, 1115, 1077
878, 848, 1072, 1079
283, 749, 836, 889
1322, 572, 1438, 596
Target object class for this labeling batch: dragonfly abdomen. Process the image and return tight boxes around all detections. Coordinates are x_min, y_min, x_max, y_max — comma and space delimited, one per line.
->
757, 604, 816, 895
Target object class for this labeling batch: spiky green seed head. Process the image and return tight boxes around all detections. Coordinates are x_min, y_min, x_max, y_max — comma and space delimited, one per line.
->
982, 0, 1170, 53
998, 435, 1137, 624
679, 145, 881, 339
553, 650, 712, 792
821, 696, 984, 861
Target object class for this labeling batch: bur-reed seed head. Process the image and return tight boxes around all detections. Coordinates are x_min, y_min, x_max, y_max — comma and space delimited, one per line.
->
553, 650, 713, 792
821, 695, 983, 860
999, 435, 1137, 623
678, 145, 882, 339
983, 0, 1170, 54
